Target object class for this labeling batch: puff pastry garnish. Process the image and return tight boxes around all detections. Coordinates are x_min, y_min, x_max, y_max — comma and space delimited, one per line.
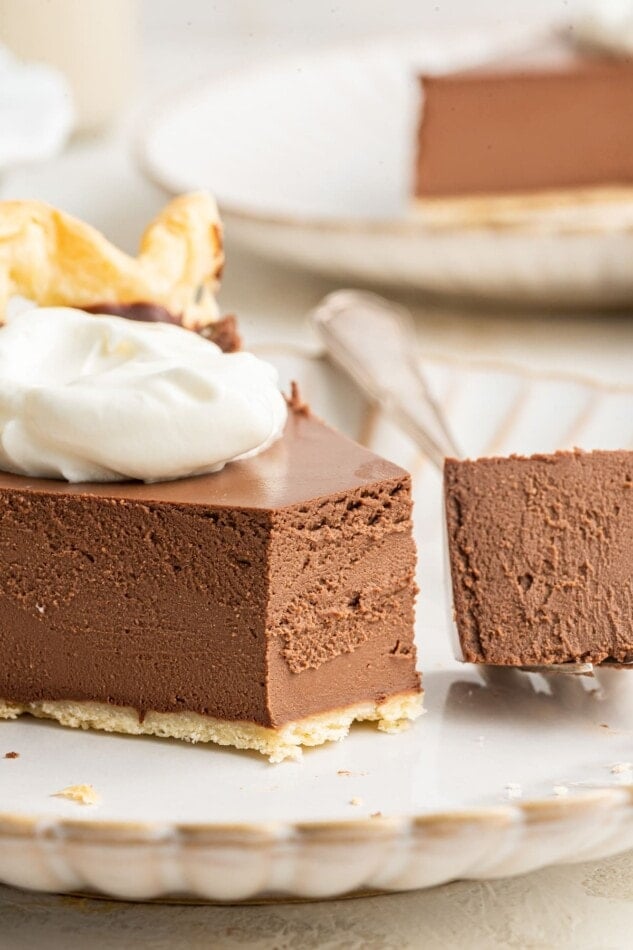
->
0, 192, 224, 328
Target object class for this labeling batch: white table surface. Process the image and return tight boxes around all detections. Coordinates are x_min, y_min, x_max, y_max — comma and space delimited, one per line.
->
1, 7, 632, 947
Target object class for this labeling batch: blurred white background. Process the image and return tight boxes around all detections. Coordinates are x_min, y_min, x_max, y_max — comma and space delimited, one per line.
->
145, 0, 582, 43
3, 0, 630, 385
140, 0, 589, 103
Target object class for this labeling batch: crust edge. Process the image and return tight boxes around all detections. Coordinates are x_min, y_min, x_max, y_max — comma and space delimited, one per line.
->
0, 693, 424, 763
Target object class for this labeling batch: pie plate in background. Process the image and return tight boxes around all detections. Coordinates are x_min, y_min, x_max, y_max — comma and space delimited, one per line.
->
0, 350, 632, 902
139, 32, 633, 308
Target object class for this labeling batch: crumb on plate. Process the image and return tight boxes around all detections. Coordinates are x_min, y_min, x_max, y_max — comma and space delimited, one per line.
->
4, 751, 19, 759
54, 783, 101, 805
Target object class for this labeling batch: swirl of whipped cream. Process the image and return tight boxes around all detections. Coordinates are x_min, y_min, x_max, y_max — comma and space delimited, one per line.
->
0, 307, 287, 483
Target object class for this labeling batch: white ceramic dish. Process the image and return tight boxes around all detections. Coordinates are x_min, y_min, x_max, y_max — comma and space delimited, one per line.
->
139, 33, 633, 307
0, 350, 631, 902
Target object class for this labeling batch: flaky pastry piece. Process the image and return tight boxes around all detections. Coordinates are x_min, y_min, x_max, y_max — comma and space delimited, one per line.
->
0, 192, 224, 328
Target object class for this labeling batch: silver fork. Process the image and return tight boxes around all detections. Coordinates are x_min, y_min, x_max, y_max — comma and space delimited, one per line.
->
310, 289, 460, 469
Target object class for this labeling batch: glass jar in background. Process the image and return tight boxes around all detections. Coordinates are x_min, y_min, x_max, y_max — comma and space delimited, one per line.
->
0, 0, 137, 133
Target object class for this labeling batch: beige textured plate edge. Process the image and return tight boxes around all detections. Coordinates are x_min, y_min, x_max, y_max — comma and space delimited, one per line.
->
0, 353, 632, 901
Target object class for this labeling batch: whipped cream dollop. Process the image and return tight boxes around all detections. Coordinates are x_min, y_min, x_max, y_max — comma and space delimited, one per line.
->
0, 307, 287, 483
573, 1, 633, 56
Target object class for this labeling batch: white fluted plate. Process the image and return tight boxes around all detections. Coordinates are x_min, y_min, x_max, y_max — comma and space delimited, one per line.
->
0, 350, 632, 902
139, 33, 633, 307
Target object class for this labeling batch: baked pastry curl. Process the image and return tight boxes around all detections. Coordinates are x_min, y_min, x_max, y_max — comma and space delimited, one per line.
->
0, 192, 224, 328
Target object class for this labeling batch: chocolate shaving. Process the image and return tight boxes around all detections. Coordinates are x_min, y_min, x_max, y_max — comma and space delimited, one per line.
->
84, 301, 181, 325
83, 304, 242, 353
198, 314, 242, 353
285, 381, 311, 416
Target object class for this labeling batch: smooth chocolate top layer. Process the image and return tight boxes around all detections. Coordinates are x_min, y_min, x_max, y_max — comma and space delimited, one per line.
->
0, 413, 405, 509
0, 414, 419, 725
416, 58, 633, 197
445, 450, 633, 666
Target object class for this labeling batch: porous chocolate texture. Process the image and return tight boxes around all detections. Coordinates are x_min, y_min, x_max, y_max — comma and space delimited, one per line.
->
0, 414, 420, 725
444, 450, 633, 666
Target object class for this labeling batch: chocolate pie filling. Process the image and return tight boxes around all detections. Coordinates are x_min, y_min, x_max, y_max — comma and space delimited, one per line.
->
416, 58, 633, 198
445, 450, 633, 666
0, 413, 420, 726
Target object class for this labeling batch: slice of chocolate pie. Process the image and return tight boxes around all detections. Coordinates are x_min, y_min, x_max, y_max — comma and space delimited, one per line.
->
0, 405, 421, 761
0, 198, 422, 761
414, 24, 633, 217
444, 450, 633, 668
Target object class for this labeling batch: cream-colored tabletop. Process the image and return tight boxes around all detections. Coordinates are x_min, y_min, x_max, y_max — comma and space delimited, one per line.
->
1, 4, 632, 947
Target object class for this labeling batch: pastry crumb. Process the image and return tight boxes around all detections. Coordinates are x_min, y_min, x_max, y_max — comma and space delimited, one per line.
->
370, 811, 382, 818
610, 763, 633, 774
337, 769, 352, 776
349, 796, 363, 806
54, 783, 100, 805
4, 751, 19, 759
553, 785, 569, 797
504, 782, 522, 800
